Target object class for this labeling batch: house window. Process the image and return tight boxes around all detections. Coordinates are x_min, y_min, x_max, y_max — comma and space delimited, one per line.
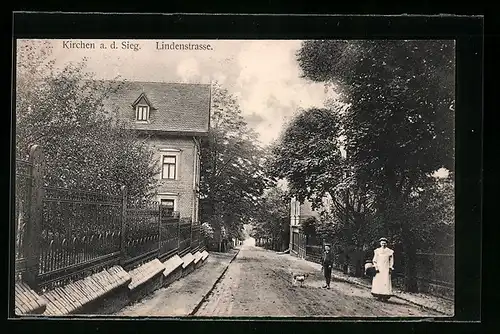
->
162, 155, 177, 179
136, 105, 149, 121
160, 199, 175, 215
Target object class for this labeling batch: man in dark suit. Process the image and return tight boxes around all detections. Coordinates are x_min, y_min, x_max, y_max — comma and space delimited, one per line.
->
321, 243, 334, 289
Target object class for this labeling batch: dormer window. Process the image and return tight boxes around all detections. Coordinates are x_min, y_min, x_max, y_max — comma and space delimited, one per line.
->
136, 105, 149, 122
132, 92, 153, 123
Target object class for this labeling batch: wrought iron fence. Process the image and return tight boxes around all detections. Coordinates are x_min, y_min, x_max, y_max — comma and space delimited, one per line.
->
179, 219, 192, 256
298, 233, 307, 258
291, 231, 307, 258
191, 222, 201, 252
123, 200, 161, 268
305, 245, 323, 264
159, 206, 180, 261
38, 187, 123, 290
13, 144, 194, 292
291, 231, 299, 253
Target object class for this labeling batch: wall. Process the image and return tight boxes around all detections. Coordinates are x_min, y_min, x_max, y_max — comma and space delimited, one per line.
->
299, 200, 321, 220
145, 134, 200, 221
289, 197, 326, 252
290, 197, 321, 227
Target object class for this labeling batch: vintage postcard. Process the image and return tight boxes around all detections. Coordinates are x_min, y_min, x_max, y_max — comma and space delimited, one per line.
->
14, 37, 457, 318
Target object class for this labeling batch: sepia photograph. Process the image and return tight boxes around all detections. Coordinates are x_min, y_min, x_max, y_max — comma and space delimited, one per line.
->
13, 37, 456, 318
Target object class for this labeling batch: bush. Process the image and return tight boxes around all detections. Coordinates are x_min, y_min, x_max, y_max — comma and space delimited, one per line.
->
201, 222, 215, 241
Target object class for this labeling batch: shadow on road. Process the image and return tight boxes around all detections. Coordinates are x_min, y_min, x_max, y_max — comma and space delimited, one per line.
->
232, 256, 265, 265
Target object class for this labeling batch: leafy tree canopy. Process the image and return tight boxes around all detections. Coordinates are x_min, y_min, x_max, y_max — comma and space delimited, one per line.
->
200, 82, 274, 239
16, 41, 158, 200
268, 41, 455, 288
250, 186, 290, 242
297, 40, 455, 198
296, 40, 455, 225
268, 107, 344, 209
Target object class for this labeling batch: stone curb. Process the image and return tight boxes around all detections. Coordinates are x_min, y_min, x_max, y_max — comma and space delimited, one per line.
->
188, 248, 241, 316
128, 259, 165, 291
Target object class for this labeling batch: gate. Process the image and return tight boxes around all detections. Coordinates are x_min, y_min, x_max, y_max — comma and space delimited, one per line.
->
291, 230, 307, 258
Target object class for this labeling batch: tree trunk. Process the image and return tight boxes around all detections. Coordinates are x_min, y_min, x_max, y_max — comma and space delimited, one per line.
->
403, 248, 419, 292
401, 226, 419, 292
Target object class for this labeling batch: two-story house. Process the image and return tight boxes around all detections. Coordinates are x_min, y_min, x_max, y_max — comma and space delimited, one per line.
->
102, 80, 211, 222
289, 195, 332, 251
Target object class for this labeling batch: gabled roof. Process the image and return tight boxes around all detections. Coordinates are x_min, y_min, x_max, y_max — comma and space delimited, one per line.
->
131, 92, 154, 108
101, 80, 211, 135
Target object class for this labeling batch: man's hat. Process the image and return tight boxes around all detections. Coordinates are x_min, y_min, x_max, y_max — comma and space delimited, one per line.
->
379, 237, 388, 242
324, 243, 332, 247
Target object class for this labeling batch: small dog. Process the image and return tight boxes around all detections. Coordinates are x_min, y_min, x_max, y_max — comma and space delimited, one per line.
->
291, 272, 309, 287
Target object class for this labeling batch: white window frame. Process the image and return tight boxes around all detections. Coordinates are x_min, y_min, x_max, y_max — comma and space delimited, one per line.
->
158, 194, 178, 212
159, 149, 181, 181
161, 155, 177, 180
290, 198, 300, 226
135, 104, 150, 122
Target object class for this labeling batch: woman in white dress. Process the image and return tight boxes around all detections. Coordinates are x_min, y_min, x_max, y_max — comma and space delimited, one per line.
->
371, 237, 394, 301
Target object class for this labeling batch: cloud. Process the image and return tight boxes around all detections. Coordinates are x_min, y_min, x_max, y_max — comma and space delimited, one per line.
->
176, 57, 200, 83
233, 40, 330, 144
34, 39, 335, 145
212, 72, 227, 84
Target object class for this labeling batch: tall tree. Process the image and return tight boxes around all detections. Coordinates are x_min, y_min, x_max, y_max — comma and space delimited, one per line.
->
200, 82, 273, 245
269, 107, 375, 250
251, 187, 290, 251
296, 40, 455, 291
268, 108, 343, 207
16, 40, 158, 200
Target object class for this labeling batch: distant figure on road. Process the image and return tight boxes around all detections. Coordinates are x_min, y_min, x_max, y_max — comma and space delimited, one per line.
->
371, 237, 394, 301
321, 243, 334, 289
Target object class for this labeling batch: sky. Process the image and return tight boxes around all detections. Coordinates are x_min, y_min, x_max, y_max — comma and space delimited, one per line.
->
37, 39, 335, 147
18, 39, 449, 180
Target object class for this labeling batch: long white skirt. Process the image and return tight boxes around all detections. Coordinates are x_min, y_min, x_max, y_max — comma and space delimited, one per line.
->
371, 268, 392, 296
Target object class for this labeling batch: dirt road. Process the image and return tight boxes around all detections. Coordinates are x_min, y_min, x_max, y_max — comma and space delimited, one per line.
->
195, 238, 443, 317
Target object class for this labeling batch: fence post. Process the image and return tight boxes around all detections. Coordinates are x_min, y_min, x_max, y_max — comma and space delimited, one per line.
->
24, 145, 44, 290
120, 185, 127, 266
158, 203, 162, 258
